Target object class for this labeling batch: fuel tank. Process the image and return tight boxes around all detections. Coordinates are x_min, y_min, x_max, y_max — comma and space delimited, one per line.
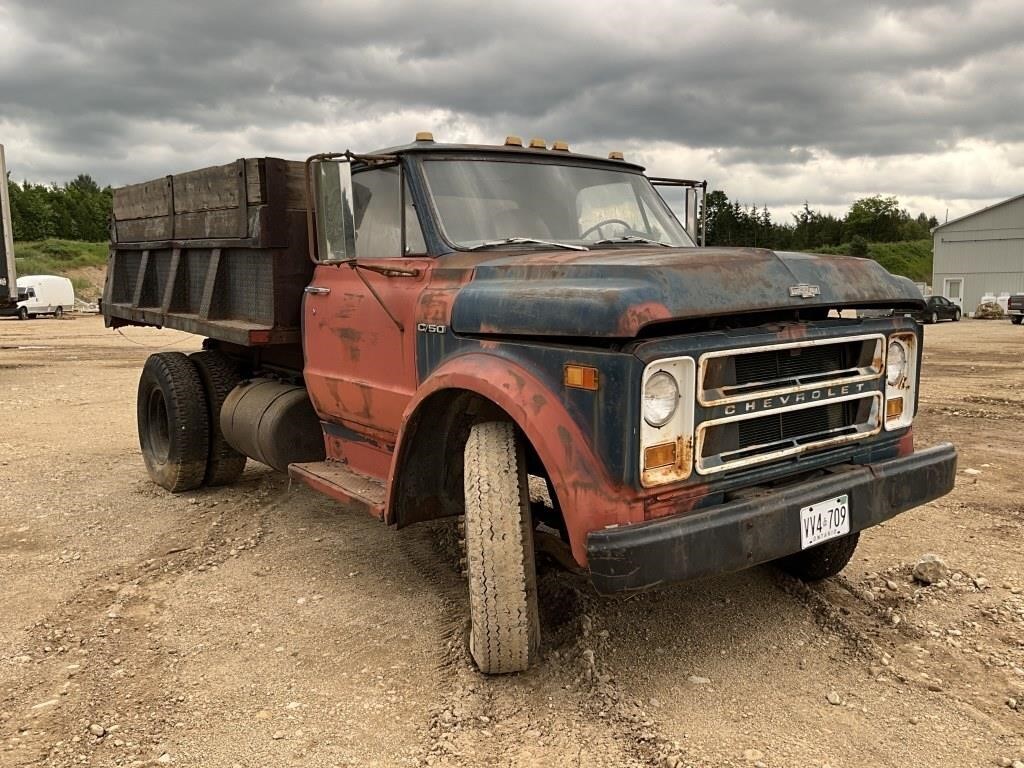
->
220, 379, 326, 472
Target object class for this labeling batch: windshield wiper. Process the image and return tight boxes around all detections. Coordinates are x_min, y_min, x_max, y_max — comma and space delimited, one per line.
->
466, 237, 589, 252
594, 235, 673, 247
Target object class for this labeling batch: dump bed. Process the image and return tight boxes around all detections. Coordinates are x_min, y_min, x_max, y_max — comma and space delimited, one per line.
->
103, 158, 313, 346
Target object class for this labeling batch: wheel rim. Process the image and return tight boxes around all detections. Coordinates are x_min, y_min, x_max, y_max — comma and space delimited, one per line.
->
932, 312, 937, 323
146, 388, 172, 463
55, 307, 63, 318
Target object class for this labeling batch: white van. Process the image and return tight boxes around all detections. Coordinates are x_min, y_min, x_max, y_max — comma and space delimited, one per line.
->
1, 275, 75, 320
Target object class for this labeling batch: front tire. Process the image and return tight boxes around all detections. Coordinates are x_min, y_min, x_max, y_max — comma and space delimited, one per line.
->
1012, 316, 1023, 325
953, 309, 961, 322
463, 421, 541, 674
17, 307, 28, 320
137, 352, 210, 492
776, 532, 860, 581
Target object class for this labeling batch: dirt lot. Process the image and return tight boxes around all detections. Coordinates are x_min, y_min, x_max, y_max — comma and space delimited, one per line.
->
1, 315, 1022, 767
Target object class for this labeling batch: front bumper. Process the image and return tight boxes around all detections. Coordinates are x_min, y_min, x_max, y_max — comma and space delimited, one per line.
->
587, 443, 957, 593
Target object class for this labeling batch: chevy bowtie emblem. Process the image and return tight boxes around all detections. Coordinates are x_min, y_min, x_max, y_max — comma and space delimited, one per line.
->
789, 284, 821, 298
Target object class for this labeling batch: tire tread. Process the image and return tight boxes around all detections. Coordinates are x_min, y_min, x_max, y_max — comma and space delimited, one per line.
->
463, 421, 540, 674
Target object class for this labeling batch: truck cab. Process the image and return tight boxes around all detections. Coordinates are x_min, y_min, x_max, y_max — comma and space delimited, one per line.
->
103, 136, 957, 674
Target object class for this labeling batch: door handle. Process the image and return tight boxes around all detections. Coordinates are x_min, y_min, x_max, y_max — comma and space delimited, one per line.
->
304, 286, 331, 295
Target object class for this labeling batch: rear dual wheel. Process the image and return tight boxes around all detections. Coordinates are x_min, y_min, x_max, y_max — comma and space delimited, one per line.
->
137, 350, 246, 493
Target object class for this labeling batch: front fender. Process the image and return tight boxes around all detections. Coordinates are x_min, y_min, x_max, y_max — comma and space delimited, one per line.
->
386, 352, 639, 566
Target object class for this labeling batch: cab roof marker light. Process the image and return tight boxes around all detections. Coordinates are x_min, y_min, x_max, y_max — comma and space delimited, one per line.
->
504, 135, 523, 147
608, 151, 625, 160
528, 138, 547, 149
551, 140, 570, 151
415, 131, 435, 142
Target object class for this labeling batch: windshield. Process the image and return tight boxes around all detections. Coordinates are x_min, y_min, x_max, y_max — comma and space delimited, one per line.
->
421, 158, 695, 249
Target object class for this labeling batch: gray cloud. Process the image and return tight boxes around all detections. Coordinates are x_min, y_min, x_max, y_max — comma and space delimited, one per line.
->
1, 0, 1022, 215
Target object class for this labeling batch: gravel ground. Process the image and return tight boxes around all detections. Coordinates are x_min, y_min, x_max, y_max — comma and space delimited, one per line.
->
1, 315, 1022, 767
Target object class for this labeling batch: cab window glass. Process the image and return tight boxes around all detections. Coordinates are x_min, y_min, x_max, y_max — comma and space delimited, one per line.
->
352, 167, 426, 257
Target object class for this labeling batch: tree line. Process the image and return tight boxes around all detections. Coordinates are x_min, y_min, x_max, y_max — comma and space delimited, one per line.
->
702, 191, 939, 255
6, 170, 938, 257
6, 174, 113, 242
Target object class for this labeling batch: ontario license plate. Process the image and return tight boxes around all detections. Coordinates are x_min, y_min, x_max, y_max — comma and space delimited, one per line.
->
799, 494, 850, 549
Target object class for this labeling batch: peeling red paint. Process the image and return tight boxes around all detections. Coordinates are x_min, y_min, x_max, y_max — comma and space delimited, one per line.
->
390, 354, 645, 566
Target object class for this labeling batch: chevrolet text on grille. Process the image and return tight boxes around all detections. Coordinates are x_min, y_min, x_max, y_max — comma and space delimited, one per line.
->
722, 381, 872, 416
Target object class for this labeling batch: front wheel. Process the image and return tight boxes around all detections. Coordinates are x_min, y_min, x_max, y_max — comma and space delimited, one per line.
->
463, 421, 541, 674
1012, 316, 1023, 325
776, 532, 860, 581
953, 309, 961, 321
17, 306, 28, 320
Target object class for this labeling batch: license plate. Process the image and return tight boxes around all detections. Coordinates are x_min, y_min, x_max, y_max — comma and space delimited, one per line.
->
799, 494, 850, 549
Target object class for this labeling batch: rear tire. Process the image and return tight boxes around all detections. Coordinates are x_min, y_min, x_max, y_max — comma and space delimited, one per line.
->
930, 311, 938, 324
137, 352, 210, 492
463, 421, 541, 674
54, 306, 64, 319
776, 532, 860, 581
189, 351, 247, 486
1012, 316, 1023, 325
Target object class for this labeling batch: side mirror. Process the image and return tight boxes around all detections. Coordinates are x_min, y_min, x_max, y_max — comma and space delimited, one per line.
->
308, 158, 356, 262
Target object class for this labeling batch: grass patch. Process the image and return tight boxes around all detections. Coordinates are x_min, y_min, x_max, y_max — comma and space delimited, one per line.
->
814, 239, 932, 282
13, 239, 108, 273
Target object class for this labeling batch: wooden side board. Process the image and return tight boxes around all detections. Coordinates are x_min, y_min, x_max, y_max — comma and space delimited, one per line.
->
112, 158, 307, 244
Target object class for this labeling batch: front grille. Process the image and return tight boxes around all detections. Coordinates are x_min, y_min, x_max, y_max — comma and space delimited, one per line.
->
695, 334, 885, 475
734, 343, 846, 387
700, 334, 883, 405
738, 401, 851, 448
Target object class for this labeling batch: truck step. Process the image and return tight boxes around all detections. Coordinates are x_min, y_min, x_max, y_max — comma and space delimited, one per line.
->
288, 461, 386, 518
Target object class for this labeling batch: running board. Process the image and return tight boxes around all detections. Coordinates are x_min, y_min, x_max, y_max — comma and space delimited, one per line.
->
288, 461, 386, 518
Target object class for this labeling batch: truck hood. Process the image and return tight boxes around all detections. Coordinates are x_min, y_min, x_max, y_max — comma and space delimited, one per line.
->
449, 246, 924, 338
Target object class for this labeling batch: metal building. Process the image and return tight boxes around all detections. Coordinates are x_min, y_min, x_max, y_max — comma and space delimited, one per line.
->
932, 193, 1024, 315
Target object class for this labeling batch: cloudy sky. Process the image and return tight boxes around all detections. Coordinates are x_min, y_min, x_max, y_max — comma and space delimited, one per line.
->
2, 0, 1023, 219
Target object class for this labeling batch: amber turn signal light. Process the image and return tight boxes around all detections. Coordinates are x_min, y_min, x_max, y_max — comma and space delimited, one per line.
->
886, 397, 904, 420
644, 442, 677, 470
564, 364, 599, 390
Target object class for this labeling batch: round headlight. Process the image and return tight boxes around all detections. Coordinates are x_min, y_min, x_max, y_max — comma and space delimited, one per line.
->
886, 340, 908, 386
643, 370, 679, 427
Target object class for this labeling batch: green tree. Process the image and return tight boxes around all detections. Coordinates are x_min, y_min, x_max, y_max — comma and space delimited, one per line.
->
844, 195, 903, 242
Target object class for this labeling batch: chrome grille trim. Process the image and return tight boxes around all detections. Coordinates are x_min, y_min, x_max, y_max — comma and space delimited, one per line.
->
697, 333, 885, 407
694, 333, 887, 475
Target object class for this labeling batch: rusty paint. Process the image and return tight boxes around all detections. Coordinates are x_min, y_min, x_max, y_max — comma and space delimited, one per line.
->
388, 354, 645, 567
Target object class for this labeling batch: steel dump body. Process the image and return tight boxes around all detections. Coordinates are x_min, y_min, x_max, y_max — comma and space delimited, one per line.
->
103, 158, 312, 346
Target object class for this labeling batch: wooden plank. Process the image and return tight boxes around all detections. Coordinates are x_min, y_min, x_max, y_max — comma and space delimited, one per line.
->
281, 161, 308, 210
173, 209, 248, 240
116, 216, 173, 242
113, 177, 171, 220
245, 158, 265, 205
172, 161, 240, 214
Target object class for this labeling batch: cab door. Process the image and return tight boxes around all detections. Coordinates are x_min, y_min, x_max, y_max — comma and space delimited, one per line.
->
303, 164, 431, 445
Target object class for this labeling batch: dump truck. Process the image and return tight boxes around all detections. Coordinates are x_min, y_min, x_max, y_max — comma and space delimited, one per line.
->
103, 135, 957, 674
